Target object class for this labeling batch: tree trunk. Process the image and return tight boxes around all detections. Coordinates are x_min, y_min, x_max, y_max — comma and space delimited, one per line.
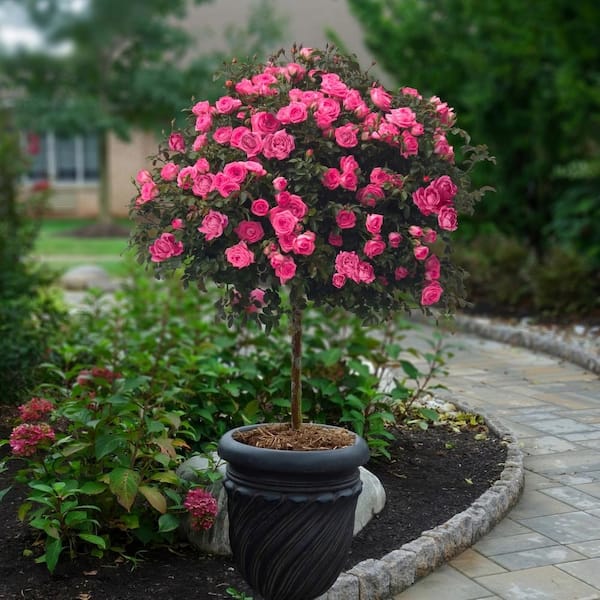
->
290, 307, 303, 430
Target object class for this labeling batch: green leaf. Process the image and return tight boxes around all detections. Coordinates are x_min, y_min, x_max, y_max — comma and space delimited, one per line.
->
108, 468, 140, 512
78, 533, 107, 549
45, 538, 63, 574
79, 481, 107, 495
95, 434, 126, 460
0, 486, 12, 502
419, 407, 441, 422
65, 511, 89, 526
120, 513, 140, 530
139, 485, 167, 514
399, 360, 420, 379
158, 513, 180, 533
17, 501, 32, 521
61, 442, 92, 457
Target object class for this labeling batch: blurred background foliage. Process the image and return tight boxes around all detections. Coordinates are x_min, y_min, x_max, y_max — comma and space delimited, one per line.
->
348, 0, 600, 317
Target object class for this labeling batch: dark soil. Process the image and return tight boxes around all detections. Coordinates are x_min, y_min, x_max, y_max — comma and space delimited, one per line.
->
0, 412, 506, 600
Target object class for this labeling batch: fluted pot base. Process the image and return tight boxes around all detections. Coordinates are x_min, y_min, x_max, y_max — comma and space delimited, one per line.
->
217, 424, 370, 600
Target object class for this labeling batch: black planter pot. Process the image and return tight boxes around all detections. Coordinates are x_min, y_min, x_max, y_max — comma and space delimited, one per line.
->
217, 424, 370, 600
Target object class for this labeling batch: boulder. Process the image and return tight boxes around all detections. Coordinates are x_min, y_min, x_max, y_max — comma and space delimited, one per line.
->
60, 265, 117, 291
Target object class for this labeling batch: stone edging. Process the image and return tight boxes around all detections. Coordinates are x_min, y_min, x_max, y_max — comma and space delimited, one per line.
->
317, 402, 525, 599
453, 315, 600, 376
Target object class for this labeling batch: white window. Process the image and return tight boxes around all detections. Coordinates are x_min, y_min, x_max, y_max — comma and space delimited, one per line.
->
24, 131, 99, 184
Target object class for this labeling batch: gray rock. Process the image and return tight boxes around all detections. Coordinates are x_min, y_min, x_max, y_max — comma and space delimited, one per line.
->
177, 454, 386, 555
60, 265, 117, 291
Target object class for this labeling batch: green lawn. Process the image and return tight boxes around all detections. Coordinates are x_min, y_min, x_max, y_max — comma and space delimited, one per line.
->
34, 218, 134, 277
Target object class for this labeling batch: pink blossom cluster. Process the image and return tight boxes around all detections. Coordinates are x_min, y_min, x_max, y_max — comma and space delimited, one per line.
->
9, 423, 56, 457
131, 46, 483, 313
184, 488, 218, 531
17, 397, 54, 422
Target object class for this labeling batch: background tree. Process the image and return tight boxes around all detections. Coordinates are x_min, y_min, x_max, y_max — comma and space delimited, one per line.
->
0, 0, 283, 230
346, 0, 600, 264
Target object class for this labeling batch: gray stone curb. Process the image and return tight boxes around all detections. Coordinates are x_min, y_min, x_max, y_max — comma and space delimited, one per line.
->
317, 401, 525, 599
453, 315, 600, 375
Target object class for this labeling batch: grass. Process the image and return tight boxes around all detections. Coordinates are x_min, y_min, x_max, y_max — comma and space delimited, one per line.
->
34, 218, 134, 277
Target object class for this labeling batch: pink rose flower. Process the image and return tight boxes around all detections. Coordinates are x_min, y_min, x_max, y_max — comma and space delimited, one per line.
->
278, 233, 296, 253
332, 273, 346, 288
328, 232, 343, 247
191, 100, 211, 115
193, 134, 208, 151
394, 267, 409, 280
250, 111, 281, 135
357, 184, 384, 207
214, 172, 240, 198
421, 281, 444, 306
386, 107, 417, 129
225, 242, 255, 269
177, 166, 197, 190
388, 232, 402, 248
401, 131, 419, 158
262, 130, 296, 160
276, 101, 308, 124
425, 255, 441, 281
423, 229, 437, 244
364, 239, 386, 258
320, 72, 350, 98
136, 169, 152, 184
365, 214, 384, 235
235, 78, 257, 95
160, 162, 179, 181
213, 126, 233, 144
274, 256, 297, 284
194, 158, 210, 173
412, 186, 442, 216
223, 161, 248, 184
198, 210, 229, 241
314, 97, 341, 125
273, 176, 288, 191
269, 208, 298, 235
244, 161, 267, 176
339, 155, 359, 173
369, 85, 392, 111
287, 195, 308, 219
192, 173, 215, 199
194, 113, 213, 133
432, 175, 458, 204
292, 231, 316, 255
408, 225, 423, 238
215, 96, 242, 114
401, 86, 422, 98
336, 209, 356, 229
234, 128, 264, 158
438, 206, 458, 231
413, 245, 430, 261
149, 232, 184, 262
234, 220, 265, 244
171, 218, 184, 230
358, 261, 376, 283
339, 170, 359, 191
139, 181, 158, 203
251, 198, 270, 216
168, 132, 185, 152
334, 123, 359, 148
335, 251, 361, 282
322, 167, 341, 190
370, 167, 389, 185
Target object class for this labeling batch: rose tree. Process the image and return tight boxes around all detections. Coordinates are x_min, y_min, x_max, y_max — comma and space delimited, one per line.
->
130, 45, 492, 431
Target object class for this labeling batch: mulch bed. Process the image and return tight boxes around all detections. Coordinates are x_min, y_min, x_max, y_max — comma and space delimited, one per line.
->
0, 415, 506, 600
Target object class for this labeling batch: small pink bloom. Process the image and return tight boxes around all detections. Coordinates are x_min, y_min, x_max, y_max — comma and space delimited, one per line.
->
198, 210, 229, 241
394, 267, 409, 280
357, 184, 384, 207
400, 131, 419, 157
365, 214, 384, 235
423, 229, 437, 244
274, 256, 297, 284
421, 281, 444, 306
136, 169, 152, 184
328, 232, 343, 247
339, 155, 359, 173
273, 176, 288, 191
251, 198, 270, 216
278, 233, 296, 253
160, 162, 179, 181
432, 175, 458, 204
234, 220, 265, 244
292, 231, 316, 255
192, 173, 215, 199
386, 107, 417, 129
194, 113, 213, 133
215, 96, 242, 114
249, 288, 265, 306
388, 232, 402, 248
336, 209, 356, 230
287, 195, 308, 219
322, 167, 341, 190
171, 218, 184, 230
225, 242, 255, 269
334, 123, 359, 148
358, 261, 376, 283
413, 245, 430, 261
401, 86, 422, 98
169, 132, 185, 152
235, 78, 257, 95
250, 111, 281, 135
262, 130, 296, 160
191, 100, 211, 116
223, 161, 248, 184
408, 225, 424, 238
369, 85, 392, 111
149, 232, 184, 262
332, 273, 346, 288
335, 251, 361, 282
364, 239, 386, 259
269, 208, 298, 236
213, 126, 233, 144
177, 166, 197, 190
339, 170, 359, 191
18, 397, 54, 422
213, 172, 240, 198
184, 488, 218, 531
244, 161, 267, 176
370, 167, 389, 185
438, 206, 458, 231
9, 423, 55, 457
425, 255, 441, 281
320, 73, 350, 98
277, 101, 308, 124
140, 181, 158, 203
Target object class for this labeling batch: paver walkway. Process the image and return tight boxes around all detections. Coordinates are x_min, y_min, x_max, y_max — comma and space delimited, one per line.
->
395, 328, 600, 600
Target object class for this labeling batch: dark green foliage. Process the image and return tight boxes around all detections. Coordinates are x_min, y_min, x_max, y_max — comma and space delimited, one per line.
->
347, 0, 600, 265
0, 113, 64, 403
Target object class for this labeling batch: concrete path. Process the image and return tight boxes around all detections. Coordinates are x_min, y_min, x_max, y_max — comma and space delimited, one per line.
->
395, 329, 600, 600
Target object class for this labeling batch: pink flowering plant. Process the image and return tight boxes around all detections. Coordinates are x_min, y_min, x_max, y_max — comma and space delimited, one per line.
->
130, 45, 491, 430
